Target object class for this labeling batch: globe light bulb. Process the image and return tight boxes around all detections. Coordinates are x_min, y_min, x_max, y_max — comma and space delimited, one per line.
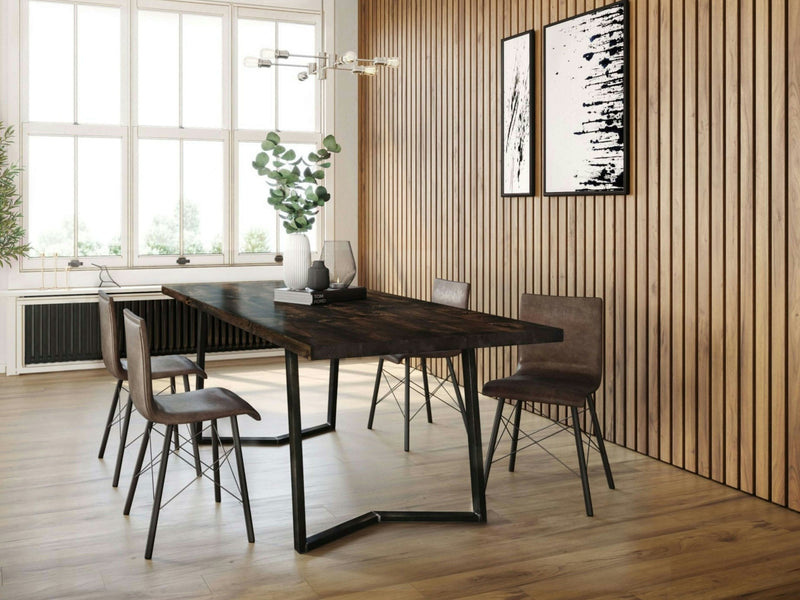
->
341, 50, 358, 64
386, 57, 400, 68
297, 71, 309, 81
364, 66, 377, 76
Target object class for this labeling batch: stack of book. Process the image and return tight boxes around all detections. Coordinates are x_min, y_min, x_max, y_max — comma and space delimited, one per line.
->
273, 286, 367, 306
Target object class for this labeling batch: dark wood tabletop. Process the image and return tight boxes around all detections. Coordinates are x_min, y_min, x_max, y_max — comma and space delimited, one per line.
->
162, 281, 563, 361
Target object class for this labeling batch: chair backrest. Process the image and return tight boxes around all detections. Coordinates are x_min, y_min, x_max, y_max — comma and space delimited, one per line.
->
517, 294, 603, 388
122, 309, 158, 422
98, 291, 126, 380
431, 278, 470, 309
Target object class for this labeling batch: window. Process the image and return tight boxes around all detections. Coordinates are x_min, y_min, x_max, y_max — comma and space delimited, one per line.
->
20, 0, 323, 269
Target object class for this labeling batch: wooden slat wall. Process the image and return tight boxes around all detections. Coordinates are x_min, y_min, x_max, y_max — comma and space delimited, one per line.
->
358, 0, 800, 511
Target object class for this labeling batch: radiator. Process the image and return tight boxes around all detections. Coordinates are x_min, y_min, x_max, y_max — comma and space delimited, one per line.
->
23, 297, 276, 365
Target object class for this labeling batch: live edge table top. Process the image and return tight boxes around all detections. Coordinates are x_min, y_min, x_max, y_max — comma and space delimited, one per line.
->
162, 281, 563, 361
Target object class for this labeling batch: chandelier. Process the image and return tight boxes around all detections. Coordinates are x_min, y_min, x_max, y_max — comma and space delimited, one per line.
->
243, 49, 399, 81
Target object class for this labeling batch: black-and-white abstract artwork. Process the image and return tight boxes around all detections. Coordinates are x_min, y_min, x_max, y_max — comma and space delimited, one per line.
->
501, 30, 533, 197
544, 0, 628, 196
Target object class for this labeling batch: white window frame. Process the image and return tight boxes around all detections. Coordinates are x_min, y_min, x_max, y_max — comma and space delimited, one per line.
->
15, 0, 328, 273
233, 6, 324, 264
132, 0, 231, 266
19, 0, 130, 271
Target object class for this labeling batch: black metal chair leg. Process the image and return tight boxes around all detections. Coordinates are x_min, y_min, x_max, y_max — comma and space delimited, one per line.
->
145, 424, 174, 560
508, 400, 523, 472
124, 421, 153, 515
484, 399, 505, 485
112, 396, 134, 488
99, 379, 124, 458
230, 417, 255, 543
181, 376, 201, 477
404, 358, 411, 452
421, 358, 433, 423
587, 393, 615, 489
169, 378, 179, 450
212, 419, 221, 503
571, 406, 593, 517
367, 358, 384, 429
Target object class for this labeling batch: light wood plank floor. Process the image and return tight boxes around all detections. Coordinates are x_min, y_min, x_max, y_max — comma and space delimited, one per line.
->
1, 357, 799, 599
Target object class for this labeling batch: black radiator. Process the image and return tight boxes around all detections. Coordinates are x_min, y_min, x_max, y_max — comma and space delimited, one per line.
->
24, 297, 277, 365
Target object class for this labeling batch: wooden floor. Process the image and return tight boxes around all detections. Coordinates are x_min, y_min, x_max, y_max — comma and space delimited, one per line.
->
1, 358, 799, 599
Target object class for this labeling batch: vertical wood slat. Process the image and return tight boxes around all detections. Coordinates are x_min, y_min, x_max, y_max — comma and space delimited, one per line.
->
358, 0, 800, 512
787, 0, 800, 512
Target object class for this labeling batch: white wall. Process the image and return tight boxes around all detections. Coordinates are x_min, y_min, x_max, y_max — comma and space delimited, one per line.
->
330, 0, 359, 267
0, 0, 360, 374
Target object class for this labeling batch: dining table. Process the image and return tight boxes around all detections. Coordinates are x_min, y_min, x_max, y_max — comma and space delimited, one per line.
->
162, 280, 563, 553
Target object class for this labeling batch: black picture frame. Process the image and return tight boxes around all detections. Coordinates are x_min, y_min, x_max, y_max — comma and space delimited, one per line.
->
501, 29, 534, 197
543, 0, 628, 196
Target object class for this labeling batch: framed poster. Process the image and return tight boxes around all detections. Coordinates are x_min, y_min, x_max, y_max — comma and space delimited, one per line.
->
501, 30, 534, 197
543, 0, 628, 196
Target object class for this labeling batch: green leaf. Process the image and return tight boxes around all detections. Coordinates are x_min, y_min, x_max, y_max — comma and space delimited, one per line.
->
282, 149, 296, 161
261, 139, 276, 151
308, 151, 320, 162
253, 152, 268, 168
266, 131, 280, 144
317, 148, 330, 159
319, 162, 331, 168
312, 170, 325, 180
273, 160, 284, 168
322, 134, 338, 152
257, 168, 270, 176
273, 145, 286, 155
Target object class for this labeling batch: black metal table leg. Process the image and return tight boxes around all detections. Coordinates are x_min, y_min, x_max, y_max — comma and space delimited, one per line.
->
198, 351, 339, 447
285, 349, 307, 553
288, 347, 488, 554
327, 358, 339, 429
195, 312, 207, 390
460, 348, 487, 521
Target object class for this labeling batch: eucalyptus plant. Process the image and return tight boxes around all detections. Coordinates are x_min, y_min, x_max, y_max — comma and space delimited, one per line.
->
252, 131, 341, 234
0, 122, 30, 267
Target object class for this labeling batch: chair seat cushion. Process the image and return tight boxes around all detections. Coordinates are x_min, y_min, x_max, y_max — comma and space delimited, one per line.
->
482, 371, 596, 408
120, 355, 207, 380
153, 387, 261, 425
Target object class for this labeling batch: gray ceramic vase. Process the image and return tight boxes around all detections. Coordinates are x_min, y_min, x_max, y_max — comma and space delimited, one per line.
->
307, 260, 330, 291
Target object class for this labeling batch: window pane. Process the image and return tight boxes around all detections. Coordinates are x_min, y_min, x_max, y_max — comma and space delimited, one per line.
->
182, 14, 222, 128
237, 19, 275, 131
238, 141, 276, 253
27, 136, 74, 257
183, 141, 223, 254
29, 1, 73, 122
77, 6, 120, 125
138, 11, 179, 126
77, 138, 121, 256
277, 22, 315, 132
138, 139, 179, 255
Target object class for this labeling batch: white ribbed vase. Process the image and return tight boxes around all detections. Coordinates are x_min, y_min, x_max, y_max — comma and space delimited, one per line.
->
283, 232, 311, 290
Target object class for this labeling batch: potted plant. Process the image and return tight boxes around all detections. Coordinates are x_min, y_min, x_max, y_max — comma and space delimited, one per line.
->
0, 122, 30, 268
252, 131, 341, 289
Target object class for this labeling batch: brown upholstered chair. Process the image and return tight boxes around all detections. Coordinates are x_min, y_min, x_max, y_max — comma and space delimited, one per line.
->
121, 309, 261, 559
482, 294, 614, 516
368, 278, 471, 451
97, 290, 206, 487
